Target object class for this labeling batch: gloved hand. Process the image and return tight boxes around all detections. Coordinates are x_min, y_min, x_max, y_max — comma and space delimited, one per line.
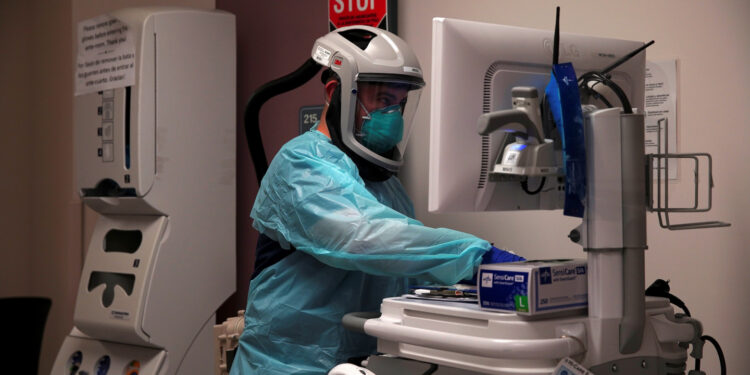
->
481, 246, 525, 264
460, 246, 525, 285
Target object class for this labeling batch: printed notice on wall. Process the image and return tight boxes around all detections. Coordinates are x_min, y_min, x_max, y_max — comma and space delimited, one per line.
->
645, 59, 677, 180
75, 14, 135, 96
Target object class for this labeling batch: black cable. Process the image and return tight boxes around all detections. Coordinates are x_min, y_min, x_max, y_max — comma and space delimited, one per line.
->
675, 297, 691, 317
701, 335, 727, 375
645, 280, 727, 375
591, 75, 630, 113
645, 279, 692, 317
576, 41, 654, 115
521, 177, 546, 195
578, 71, 632, 114
422, 364, 439, 375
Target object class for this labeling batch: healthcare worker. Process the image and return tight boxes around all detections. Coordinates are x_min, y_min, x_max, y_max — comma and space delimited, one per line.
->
230, 26, 524, 375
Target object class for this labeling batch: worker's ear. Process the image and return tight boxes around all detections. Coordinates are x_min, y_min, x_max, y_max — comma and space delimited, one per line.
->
325, 80, 339, 102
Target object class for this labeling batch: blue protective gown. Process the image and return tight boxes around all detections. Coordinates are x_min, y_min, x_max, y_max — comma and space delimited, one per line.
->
231, 127, 492, 374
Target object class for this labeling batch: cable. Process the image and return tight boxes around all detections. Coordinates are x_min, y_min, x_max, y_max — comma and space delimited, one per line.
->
701, 335, 727, 375
586, 81, 614, 108
576, 40, 654, 115
578, 71, 632, 113
646, 280, 727, 375
422, 364, 439, 375
645, 279, 691, 317
521, 177, 546, 195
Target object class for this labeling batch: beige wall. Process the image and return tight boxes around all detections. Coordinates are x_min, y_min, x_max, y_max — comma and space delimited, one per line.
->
1, 2, 35, 298
72, 0, 215, 25
398, 1, 750, 373
1, 1, 80, 375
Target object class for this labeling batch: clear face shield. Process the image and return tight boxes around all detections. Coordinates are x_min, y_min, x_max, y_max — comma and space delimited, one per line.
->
352, 77, 424, 163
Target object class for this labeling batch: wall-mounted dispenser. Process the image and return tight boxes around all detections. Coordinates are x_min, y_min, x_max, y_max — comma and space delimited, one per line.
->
52, 7, 236, 375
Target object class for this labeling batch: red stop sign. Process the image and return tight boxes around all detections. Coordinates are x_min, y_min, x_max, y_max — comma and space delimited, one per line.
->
329, 0, 388, 30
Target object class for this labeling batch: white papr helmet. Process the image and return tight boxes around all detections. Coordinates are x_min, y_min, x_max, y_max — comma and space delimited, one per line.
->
311, 25, 425, 174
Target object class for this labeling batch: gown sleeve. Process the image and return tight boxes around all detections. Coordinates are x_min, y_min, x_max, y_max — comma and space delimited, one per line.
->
251, 133, 490, 285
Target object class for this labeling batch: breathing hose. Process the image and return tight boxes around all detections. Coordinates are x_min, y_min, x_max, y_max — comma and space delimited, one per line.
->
244, 58, 322, 183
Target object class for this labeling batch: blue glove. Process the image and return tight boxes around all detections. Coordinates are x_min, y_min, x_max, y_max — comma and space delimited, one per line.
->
481, 246, 525, 264
460, 246, 525, 285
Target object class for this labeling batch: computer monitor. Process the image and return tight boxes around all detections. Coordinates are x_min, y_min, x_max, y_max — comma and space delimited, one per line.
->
428, 17, 646, 213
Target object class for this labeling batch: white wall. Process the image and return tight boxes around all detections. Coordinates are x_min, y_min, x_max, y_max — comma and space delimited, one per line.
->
398, 1, 749, 373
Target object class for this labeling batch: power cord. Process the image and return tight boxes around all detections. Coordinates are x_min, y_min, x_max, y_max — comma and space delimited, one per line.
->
578, 71, 633, 114
583, 81, 614, 108
577, 40, 654, 115
693, 335, 727, 375
646, 279, 727, 374
521, 177, 546, 195
645, 279, 691, 317
422, 364, 439, 375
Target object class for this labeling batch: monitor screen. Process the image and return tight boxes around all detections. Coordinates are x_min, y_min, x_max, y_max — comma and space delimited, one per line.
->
428, 17, 646, 213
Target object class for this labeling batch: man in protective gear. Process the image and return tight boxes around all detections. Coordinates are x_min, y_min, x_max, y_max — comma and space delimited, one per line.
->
230, 26, 522, 375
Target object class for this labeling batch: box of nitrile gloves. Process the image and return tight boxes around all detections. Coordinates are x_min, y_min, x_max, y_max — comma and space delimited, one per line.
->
477, 259, 587, 315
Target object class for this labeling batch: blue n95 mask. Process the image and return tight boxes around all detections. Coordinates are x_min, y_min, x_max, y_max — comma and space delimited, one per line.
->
357, 103, 404, 155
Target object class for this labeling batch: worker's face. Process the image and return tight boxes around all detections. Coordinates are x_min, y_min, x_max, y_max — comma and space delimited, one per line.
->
354, 82, 409, 133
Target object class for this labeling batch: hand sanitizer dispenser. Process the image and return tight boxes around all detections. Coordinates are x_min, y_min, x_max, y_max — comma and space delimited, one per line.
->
52, 7, 236, 375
